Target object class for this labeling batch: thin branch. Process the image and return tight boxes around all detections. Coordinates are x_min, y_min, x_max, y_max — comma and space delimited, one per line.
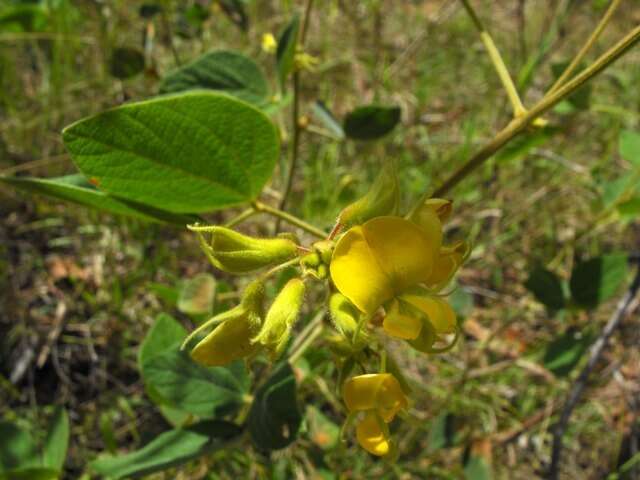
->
254, 201, 326, 238
547, 0, 623, 95
428, 24, 640, 200
547, 264, 640, 480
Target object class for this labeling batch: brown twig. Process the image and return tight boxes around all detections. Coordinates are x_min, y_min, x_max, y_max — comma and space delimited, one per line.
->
547, 263, 640, 480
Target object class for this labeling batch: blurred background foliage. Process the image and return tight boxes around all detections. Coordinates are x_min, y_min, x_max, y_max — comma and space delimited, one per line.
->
0, 0, 639, 478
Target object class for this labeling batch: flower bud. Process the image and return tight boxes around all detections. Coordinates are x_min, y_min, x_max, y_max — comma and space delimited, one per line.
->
190, 280, 265, 366
253, 278, 306, 358
337, 162, 399, 228
261, 33, 277, 54
193, 226, 298, 274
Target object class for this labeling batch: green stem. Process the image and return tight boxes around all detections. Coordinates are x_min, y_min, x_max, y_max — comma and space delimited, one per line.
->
428, 24, 640, 199
460, 0, 527, 117
260, 257, 301, 281
224, 208, 257, 228
547, 0, 622, 95
254, 201, 326, 238
289, 319, 324, 364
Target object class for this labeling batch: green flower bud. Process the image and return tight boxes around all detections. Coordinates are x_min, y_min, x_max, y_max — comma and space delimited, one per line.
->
337, 162, 399, 228
329, 293, 368, 347
191, 225, 298, 274
190, 280, 265, 366
253, 278, 306, 358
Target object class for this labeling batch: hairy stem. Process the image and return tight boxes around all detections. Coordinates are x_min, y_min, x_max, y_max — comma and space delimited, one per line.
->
254, 201, 326, 238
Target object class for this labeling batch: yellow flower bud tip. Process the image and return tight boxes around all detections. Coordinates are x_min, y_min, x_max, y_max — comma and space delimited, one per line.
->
343, 373, 407, 422
261, 33, 277, 54
198, 226, 298, 274
300, 252, 321, 268
337, 163, 400, 228
253, 278, 306, 356
312, 240, 335, 266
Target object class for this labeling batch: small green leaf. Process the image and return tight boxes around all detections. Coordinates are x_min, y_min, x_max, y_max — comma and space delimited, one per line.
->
159, 51, 269, 105
570, 254, 629, 309
343, 105, 401, 141
141, 348, 249, 418
0, 422, 39, 471
276, 14, 300, 91
0, 174, 192, 224
620, 130, 640, 167
42, 407, 69, 471
90, 421, 240, 480
63, 92, 280, 214
109, 47, 145, 80
311, 101, 345, 139
464, 456, 492, 480
177, 273, 216, 315
543, 328, 593, 377
525, 267, 566, 310
248, 362, 301, 450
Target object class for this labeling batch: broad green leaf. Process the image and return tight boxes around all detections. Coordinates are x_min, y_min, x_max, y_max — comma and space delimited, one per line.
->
159, 51, 269, 106
525, 267, 566, 310
343, 105, 401, 141
177, 273, 216, 315
618, 196, 640, 220
276, 14, 300, 91
464, 456, 492, 480
62, 92, 280, 214
570, 254, 629, 309
311, 101, 345, 139
0, 175, 193, 224
42, 407, 69, 471
543, 328, 593, 377
495, 127, 556, 163
90, 421, 240, 480
306, 406, 339, 450
248, 362, 301, 450
0, 422, 39, 471
109, 47, 145, 80
141, 348, 248, 418
138, 314, 186, 367
620, 130, 640, 167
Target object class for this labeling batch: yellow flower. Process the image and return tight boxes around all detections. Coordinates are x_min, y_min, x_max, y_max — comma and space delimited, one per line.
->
330, 201, 466, 348
261, 33, 277, 54
343, 373, 407, 456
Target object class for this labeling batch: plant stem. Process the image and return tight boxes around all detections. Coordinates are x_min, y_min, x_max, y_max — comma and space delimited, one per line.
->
224, 208, 257, 228
428, 24, 640, 199
289, 310, 324, 364
547, 0, 622, 95
459, 0, 527, 117
254, 201, 326, 238
276, 0, 315, 228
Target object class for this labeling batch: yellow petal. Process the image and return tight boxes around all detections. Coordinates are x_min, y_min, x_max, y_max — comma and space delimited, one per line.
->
403, 295, 456, 334
191, 311, 258, 366
383, 298, 422, 340
361, 216, 439, 291
343, 373, 407, 421
330, 226, 394, 315
356, 411, 390, 456
426, 241, 468, 288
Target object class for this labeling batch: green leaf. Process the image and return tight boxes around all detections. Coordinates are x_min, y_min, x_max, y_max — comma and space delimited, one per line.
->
569, 254, 629, 309
177, 273, 216, 315
343, 105, 401, 141
601, 175, 638, 208
495, 127, 556, 163
159, 51, 269, 106
62, 92, 280, 214
141, 348, 249, 418
276, 14, 300, 91
90, 420, 240, 480
42, 407, 69, 471
311, 101, 345, 140
248, 362, 301, 450
0, 422, 39, 471
543, 328, 593, 377
109, 47, 145, 80
0, 174, 192, 224
464, 456, 492, 480
138, 314, 187, 367
619, 130, 640, 167
0, 468, 59, 480
618, 196, 640, 220
525, 267, 566, 310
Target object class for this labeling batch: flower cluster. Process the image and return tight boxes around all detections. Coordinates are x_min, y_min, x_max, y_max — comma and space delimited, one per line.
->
185, 164, 468, 457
